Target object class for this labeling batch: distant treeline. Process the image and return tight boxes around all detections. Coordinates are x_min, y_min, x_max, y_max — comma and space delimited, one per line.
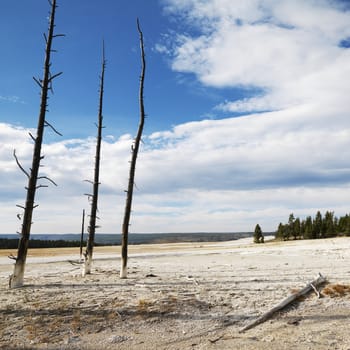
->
0, 232, 252, 249
0, 238, 85, 250
275, 211, 350, 241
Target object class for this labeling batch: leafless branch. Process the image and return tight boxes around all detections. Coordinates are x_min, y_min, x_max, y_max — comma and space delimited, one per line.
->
310, 283, 321, 298
13, 150, 30, 178
48, 71, 63, 82
44, 120, 62, 136
36, 185, 49, 189
37, 175, 57, 186
84, 180, 94, 185
33, 76, 43, 89
28, 132, 36, 142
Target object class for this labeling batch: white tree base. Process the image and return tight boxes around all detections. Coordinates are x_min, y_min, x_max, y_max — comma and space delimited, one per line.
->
82, 256, 92, 277
9, 263, 25, 288
120, 262, 127, 279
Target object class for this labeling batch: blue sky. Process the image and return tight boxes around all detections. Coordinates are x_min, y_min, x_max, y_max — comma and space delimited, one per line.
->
0, 0, 237, 139
1, 0, 350, 234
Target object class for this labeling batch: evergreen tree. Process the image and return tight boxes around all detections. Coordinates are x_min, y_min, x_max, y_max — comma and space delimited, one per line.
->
294, 217, 301, 239
345, 215, 350, 236
300, 219, 305, 239
276, 223, 284, 240
339, 214, 350, 236
274, 210, 350, 240
304, 216, 313, 239
334, 216, 339, 233
313, 211, 322, 239
279, 213, 294, 241
324, 211, 336, 237
254, 224, 264, 243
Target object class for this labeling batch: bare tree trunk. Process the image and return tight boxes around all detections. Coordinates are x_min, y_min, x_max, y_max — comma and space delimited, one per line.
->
9, 0, 63, 289
239, 273, 327, 332
120, 19, 146, 279
79, 209, 85, 262
83, 43, 106, 276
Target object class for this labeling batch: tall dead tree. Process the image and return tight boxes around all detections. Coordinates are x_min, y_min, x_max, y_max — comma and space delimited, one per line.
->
9, 0, 63, 289
79, 209, 85, 262
120, 19, 146, 278
83, 44, 106, 276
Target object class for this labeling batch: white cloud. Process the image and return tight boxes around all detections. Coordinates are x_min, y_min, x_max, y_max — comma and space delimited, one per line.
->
0, 95, 24, 104
1, 93, 350, 233
162, 0, 350, 113
142, 106, 350, 194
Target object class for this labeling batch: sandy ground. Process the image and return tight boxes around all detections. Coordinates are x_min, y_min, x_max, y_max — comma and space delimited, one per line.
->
1, 236, 350, 350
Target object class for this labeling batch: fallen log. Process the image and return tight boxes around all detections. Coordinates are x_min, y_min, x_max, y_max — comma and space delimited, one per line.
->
239, 273, 327, 333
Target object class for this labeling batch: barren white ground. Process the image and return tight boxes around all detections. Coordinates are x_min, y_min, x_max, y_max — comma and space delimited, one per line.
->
1, 236, 350, 349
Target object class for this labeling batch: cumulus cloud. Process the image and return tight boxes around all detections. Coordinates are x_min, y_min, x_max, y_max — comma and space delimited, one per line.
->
1, 96, 350, 233
144, 106, 350, 193
161, 0, 350, 113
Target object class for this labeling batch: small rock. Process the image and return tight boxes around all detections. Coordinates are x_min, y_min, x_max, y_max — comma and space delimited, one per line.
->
64, 336, 80, 345
109, 335, 129, 343
287, 317, 302, 326
262, 335, 275, 342
145, 273, 157, 278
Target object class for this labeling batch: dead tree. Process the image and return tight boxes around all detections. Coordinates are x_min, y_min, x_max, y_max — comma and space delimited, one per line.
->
120, 19, 146, 278
239, 273, 327, 332
79, 209, 85, 262
9, 0, 63, 289
83, 43, 106, 276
